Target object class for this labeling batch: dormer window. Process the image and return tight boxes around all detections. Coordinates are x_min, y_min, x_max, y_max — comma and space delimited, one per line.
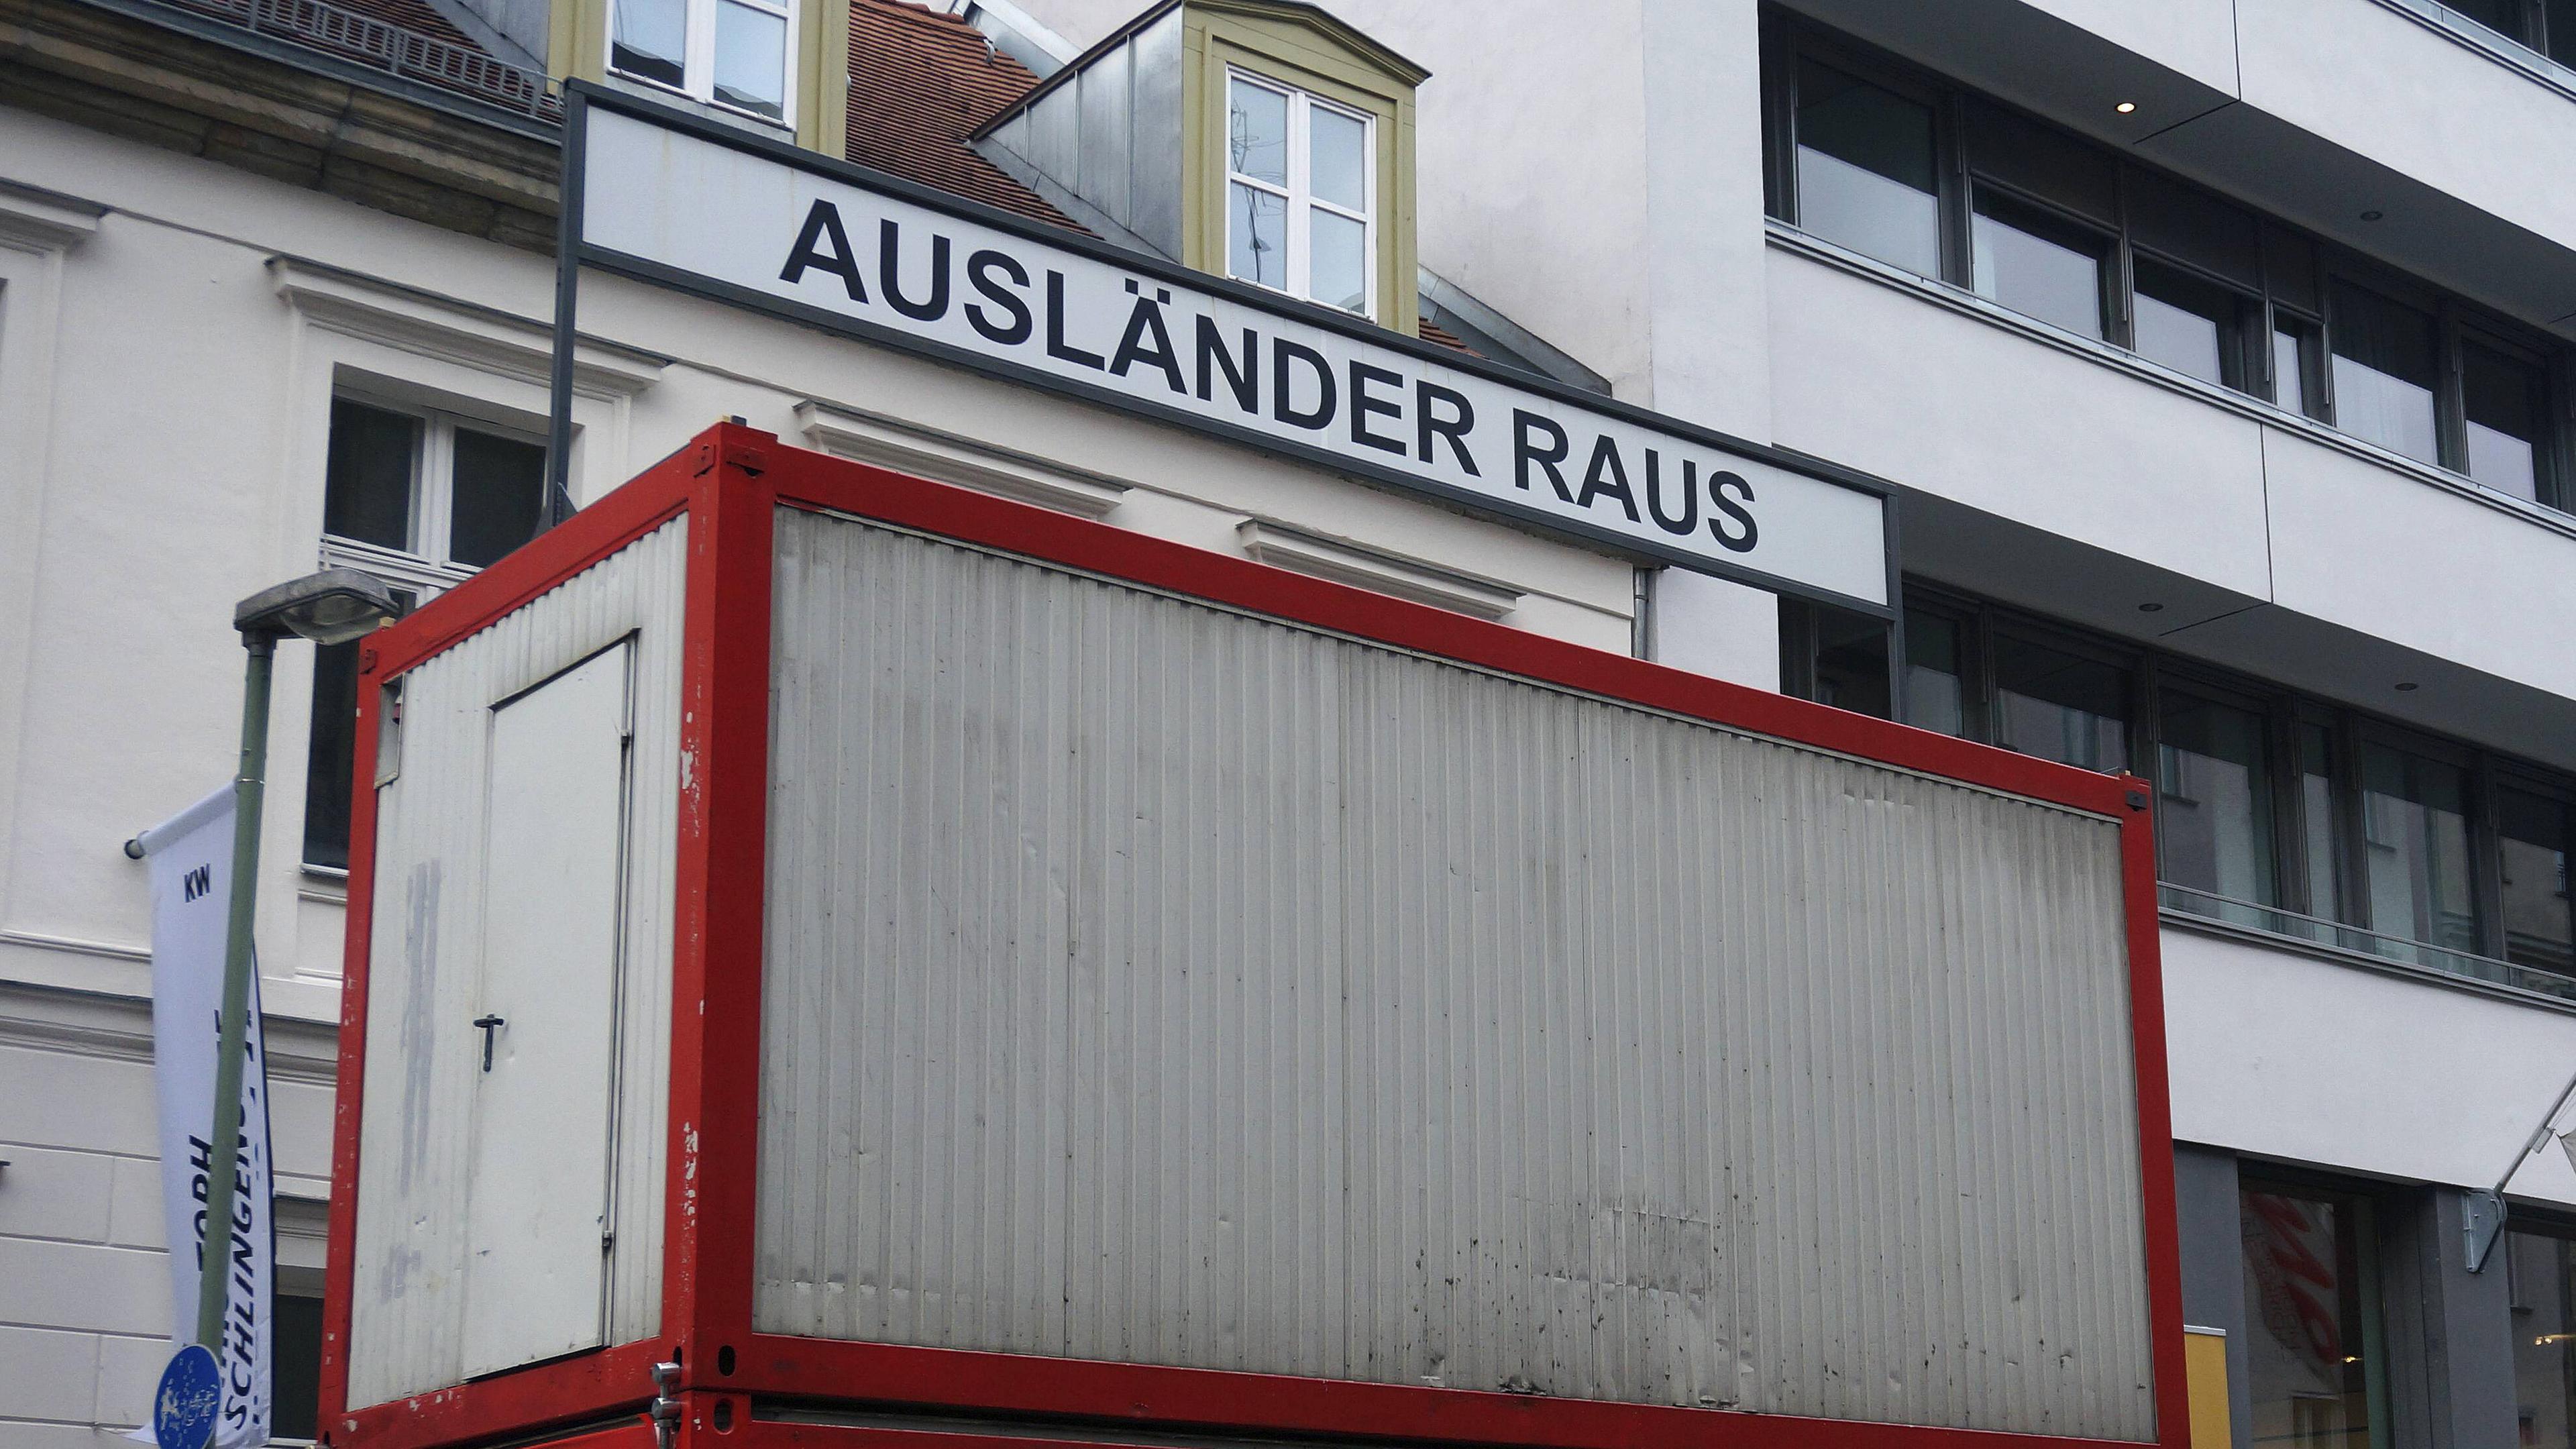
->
608, 0, 795, 123
1225, 72, 1375, 317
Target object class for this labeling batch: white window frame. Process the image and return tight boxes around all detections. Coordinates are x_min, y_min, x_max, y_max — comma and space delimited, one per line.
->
317, 394, 547, 589
608, 0, 797, 129
1224, 70, 1377, 320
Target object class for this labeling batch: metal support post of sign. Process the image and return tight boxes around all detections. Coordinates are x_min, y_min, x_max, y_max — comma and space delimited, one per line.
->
194, 632, 272, 1352
2468, 1061, 2576, 1271
543, 89, 588, 530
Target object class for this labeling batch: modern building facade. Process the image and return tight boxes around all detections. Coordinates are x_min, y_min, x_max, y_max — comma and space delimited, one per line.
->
1, 0, 2573, 1444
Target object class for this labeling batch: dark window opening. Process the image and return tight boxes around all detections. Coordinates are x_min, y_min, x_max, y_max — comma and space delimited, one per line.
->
2462, 341, 2551, 503
1991, 630, 2128, 771
2133, 258, 2250, 390
322, 399, 419, 552
273, 1293, 324, 1442
449, 428, 549, 568
2499, 788, 2576, 979
1779, 598, 1892, 720
1903, 608, 1969, 738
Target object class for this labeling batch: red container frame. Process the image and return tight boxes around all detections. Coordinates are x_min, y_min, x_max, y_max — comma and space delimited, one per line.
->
321, 424, 2188, 1449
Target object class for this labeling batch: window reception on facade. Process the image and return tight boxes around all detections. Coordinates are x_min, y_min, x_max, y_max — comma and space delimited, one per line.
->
1226, 72, 1374, 316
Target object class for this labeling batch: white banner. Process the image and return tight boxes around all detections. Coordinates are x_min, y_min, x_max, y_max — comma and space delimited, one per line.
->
136, 786, 273, 1449
576, 96, 1890, 610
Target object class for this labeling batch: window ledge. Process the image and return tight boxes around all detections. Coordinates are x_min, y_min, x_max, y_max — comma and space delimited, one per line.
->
1766, 221, 2576, 548
1236, 517, 1526, 619
2365, 0, 2576, 107
268, 255, 671, 398
2160, 904, 2576, 1018
794, 399, 1131, 519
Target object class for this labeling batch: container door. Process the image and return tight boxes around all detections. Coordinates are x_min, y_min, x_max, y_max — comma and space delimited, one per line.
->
459, 643, 632, 1380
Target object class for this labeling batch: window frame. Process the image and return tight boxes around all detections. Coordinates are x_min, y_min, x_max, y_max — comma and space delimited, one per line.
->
606, 0, 798, 128
1761, 11, 2576, 517
1222, 68, 1379, 321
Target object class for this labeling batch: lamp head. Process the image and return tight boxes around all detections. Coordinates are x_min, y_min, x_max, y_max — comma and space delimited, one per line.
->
234, 569, 400, 645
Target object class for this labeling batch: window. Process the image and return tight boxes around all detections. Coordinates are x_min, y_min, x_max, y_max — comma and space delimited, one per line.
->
305, 396, 547, 869
1790, 58, 1942, 276
272, 1291, 324, 1442
2157, 690, 2279, 907
2511, 1224, 2576, 1449
1762, 19, 2576, 515
2240, 1181, 2383, 1449
610, 0, 792, 123
1226, 74, 1375, 316
2440, 0, 2576, 64
1780, 583, 2576, 993
2327, 279, 2441, 466
2500, 787, 2576, 977
2358, 739, 2479, 955
1990, 630, 2128, 771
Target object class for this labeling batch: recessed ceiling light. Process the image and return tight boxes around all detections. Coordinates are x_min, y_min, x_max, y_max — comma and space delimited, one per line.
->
2396, 682, 2420, 692
2137, 602, 2164, 612
2115, 101, 2137, 114
2361, 209, 2385, 221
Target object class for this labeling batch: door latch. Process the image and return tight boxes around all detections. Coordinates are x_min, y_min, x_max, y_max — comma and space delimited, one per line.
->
472, 1014, 506, 1072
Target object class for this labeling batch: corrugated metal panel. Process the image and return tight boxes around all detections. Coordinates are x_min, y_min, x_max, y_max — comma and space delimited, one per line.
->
755, 508, 2153, 1440
348, 518, 688, 1408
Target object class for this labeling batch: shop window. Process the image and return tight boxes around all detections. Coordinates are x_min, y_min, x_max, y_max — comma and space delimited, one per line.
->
1226, 72, 1376, 316
2157, 690, 2279, 906
2328, 279, 2441, 466
610, 0, 794, 122
1792, 58, 1942, 277
2240, 1183, 2382, 1449
304, 396, 546, 869
2358, 740, 2480, 955
1991, 630, 2128, 772
1970, 189, 2108, 340
2511, 1225, 2576, 1449
2499, 787, 2576, 979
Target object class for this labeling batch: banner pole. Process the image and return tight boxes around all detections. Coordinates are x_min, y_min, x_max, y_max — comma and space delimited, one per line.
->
195, 632, 273, 1352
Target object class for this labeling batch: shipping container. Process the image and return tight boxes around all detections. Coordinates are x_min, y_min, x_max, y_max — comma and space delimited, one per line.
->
320, 424, 2186, 1449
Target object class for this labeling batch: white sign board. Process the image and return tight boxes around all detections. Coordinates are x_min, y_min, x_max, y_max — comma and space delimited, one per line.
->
136, 786, 274, 1449
572, 93, 1891, 610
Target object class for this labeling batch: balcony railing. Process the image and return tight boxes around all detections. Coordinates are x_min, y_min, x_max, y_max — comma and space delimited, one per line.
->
2160, 881, 2576, 1004
152, 0, 562, 120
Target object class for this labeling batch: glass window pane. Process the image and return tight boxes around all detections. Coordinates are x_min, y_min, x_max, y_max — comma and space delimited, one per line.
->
1903, 610, 1966, 737
1309, 105, 1366, 213
2157, 690, 2278, 905
1228, 181, 1286, 289
2329, 280, 2440, 465
2511, 1229, 2576, 1449
2241, 1186, 2377, 1449
2451, 0, 2532, 41
323, 398, 419, 552
2300, 723, 2341, 920
610, 0, 685, 87
2133, 258, 2238, 387
1308, 207, 1366, 313
2499, 788, 2575, 979
2359, 741, 2479, 951
1228, 77, 1288, 186
1992, 631, 2128, 771
1971, 193, 2106, 339
1794, 59, 1941, 276
1809, 604, 1891, 720
2274, 321, 2316, 418
448, 427, 547, 569
2553, 0, 2576, 64
2463, 343, 2544, 501
713, 1, 786, 120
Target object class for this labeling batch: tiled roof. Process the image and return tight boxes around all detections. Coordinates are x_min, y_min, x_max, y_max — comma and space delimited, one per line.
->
847, 0, 1083, 231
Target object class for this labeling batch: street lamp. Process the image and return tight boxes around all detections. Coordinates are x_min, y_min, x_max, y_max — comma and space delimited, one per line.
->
194, 569, 398, 1354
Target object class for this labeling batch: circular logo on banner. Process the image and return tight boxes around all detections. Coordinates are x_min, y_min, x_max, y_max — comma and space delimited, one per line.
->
154, 1344, 221, 1449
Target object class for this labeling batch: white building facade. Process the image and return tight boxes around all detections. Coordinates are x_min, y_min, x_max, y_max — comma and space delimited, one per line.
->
3, 0, 2575, 1445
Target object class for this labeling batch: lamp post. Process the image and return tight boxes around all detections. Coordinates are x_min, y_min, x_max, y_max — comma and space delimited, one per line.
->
195, 570, 398, 1354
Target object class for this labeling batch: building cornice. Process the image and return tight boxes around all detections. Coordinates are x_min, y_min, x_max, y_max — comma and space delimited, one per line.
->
269, 254, 669, 397
0, 976, 341, 1083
